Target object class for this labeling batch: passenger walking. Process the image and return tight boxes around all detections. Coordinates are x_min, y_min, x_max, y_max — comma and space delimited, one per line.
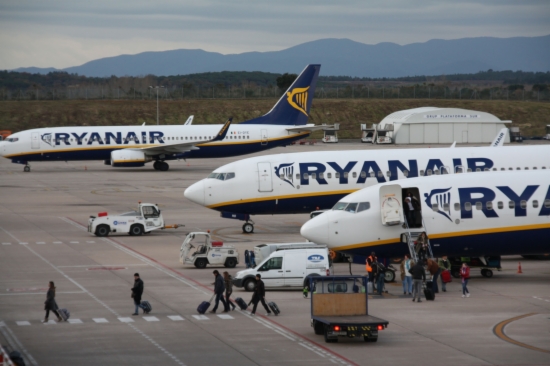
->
223, 271, 236, 311
249, 251, 256, 267
244, 250, 250, 268
408, 261, 426, 302
404, 192, 421, 228
210, 270, 229, 313
43, 281, 62, 322
366, 252, 377, 283
250, 274, 272, 316
426, 258, 440, 293
131, 273, 148, 315
400, 255, 413, 295
374, 260, 385, 295
415, 232, 428, 262
460, 263, 471, 298
438, 256, 451, 292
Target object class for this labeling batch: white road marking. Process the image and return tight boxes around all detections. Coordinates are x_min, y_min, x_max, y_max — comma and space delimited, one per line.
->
192, 315, 209, 320
0, 291, 85, 296
16, 321, 30, 326
53, 241, 63, 244
216, 314, 234, 319
143, 316, 160, 322
167, 316, 184, 321
2, 242, 11, 245
93, 318, 109, 323
19, 242, 28, 245
43, 320, 57, 325
68, 319, 83, 324
36, 242, 45, 244
70, 241, 79, 244
86, 241, 96, 243
118, 317, 135, 323
57, 264, 148, 268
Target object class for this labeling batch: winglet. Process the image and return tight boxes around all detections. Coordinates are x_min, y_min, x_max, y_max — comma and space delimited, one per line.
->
491, 128, 508, 147
184, 115, 194, 125
450, 141, 456, 148
211, 118, 232, 142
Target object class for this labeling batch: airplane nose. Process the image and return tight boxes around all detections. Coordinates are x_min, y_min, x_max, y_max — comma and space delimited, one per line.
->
300, 212, 329, 245
184, 180, 205, 206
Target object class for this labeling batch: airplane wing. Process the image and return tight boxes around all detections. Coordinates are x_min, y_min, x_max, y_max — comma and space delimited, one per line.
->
491, 128, 508, 147
184, 115, 194, 125
139, 118, 232, 155
286, 124, 334, 132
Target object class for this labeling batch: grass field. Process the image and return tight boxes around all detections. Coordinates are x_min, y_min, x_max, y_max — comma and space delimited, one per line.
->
1, 98, 549, 138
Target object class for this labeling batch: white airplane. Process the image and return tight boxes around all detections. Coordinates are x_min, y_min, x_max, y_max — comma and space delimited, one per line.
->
300, 170, 550, 262
0, 65, 323, 172
184, 145, 550, 233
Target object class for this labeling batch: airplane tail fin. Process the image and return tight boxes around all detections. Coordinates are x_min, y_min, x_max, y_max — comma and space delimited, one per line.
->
240, 64, 321, 126
491, 128, 508, 147
212, 118, 232, 142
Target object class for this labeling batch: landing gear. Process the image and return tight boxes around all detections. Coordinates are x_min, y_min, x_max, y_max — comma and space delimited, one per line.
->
153, 161, 169, 171
481, 269, 493, 278
242, 222, 254, 234
23, 165, 30, 172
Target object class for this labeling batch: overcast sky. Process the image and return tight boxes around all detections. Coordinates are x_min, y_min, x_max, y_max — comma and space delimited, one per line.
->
1, 0, 548, 70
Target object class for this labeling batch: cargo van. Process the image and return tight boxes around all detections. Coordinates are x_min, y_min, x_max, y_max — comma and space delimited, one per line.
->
233, 247, 332, 291
254, 242, 321, 262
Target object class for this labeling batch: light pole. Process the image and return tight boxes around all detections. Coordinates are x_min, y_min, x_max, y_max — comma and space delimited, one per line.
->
149, 86, 164, 125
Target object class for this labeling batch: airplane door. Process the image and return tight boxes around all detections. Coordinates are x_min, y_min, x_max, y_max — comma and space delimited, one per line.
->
258, 162, 273, 192
379, 184, 404, 226
31, 132, 40, 149
261, 129, 268, 146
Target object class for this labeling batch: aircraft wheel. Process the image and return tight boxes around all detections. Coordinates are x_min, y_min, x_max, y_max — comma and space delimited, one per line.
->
481, 269, 493, 278
159, 162, 169, 171
23, 166, 30, 172
242, 223, 254, 234
153, 161, 161, 170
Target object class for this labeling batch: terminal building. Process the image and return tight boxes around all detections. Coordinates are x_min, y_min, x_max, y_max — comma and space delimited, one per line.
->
376, 107, 511, 144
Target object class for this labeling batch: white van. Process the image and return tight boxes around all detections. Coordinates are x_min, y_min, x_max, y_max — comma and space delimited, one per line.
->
254, 242, 321, 263
233, 247, 332, 291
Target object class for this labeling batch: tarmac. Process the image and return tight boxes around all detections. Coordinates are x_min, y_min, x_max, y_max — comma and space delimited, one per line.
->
0, 141, 549, 366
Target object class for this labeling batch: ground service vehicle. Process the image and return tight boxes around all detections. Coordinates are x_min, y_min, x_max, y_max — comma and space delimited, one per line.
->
180, 232, 239, 269
88, 203, 182, 236
310, 276, 389, 343
233, 247, 331, 291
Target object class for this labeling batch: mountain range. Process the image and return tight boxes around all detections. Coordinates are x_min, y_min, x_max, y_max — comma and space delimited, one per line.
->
13, 35, 550, 78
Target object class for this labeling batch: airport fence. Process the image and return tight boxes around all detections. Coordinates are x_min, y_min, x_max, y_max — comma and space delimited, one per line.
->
0, 84, 549, 102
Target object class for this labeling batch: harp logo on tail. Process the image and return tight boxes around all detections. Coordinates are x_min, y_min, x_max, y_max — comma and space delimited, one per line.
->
286, 87, 309, 116
424, 187, 452, 221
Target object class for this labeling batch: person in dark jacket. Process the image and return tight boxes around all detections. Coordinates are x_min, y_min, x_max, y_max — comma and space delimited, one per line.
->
244, 250, 250, 268
43, 281, 62, 322
223, 271, 236, 311
373, 260, 385, 295
408, 262, 426, 302
210, 270, 229, 313
426, 258, 440, 293
250, 274, 272, 316
249, 251, 256, 267
131, 273, 147, 315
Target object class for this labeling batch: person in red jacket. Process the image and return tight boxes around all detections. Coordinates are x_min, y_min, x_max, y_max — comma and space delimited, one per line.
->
460, 263, 470, 298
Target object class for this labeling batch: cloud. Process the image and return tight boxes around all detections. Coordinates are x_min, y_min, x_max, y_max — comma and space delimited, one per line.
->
0, 0, 548, 69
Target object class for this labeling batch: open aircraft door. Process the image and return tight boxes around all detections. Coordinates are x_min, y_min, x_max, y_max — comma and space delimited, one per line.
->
379, 184, 404, 226
31, 132, 40, 149
257, 162, 273, 192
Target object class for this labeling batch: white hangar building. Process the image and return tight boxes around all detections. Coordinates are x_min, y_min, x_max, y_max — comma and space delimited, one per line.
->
378, 107, 511, 144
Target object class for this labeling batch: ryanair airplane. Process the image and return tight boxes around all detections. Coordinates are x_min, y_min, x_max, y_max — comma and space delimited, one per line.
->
300, 170, 550, 261
184, 145, 550, 232
0, 65, 321, 172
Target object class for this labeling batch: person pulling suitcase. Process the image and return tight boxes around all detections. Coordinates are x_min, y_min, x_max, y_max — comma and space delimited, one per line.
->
250, 274, 272, 316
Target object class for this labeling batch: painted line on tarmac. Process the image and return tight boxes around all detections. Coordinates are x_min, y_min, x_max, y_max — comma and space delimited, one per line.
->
0, 226, 187, 366
493, 313, 550, 354
64, 217, 358, 366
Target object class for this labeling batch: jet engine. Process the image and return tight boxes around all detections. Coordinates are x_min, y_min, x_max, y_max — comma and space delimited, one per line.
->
111, 149, 151, 167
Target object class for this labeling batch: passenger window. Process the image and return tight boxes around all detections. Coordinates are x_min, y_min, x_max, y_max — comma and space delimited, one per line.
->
516, 167, 520, 170
259, 257, 283, 271
357, 202, 370, 212
491, 168, 496, 171
467, 168, 472, 172
319, 173, 324, 179
279, 174, 284, 179
533, 167, 537, 170
432, 203, 438, 211
335, 172, 340, 179
525, 167, 529, 170
456, 166, 464, 174
435, 169, 440, 175
543, 167, 547, 170
332, 202, 348, 211
345, 203, 358, 213
508, 167, 513, 170
484, 168, 489, 172
533, 200, 539, 208
344, 172, 348, 179
427, 169, 433, 176
225, 173, 235, 180
498, 201, 503, 209
441, 167, 449, 175
475, 202, 482, 210
454, 203, 460, 211
370, 172, 375, 177
509, 201, 515, 209
352, 172, 357, 178
377, 171, 383, 178
520, 200, 527, 209
403, 170, 409, 177
360, 171, 366, 178
419, 170, 425, 176
501, 168, 505, 171
296, 173, 300, 180
443, 203, 450, 211
464, 202, 472, 211
545, 199, 550, 208
486, 201, 493, 210
303, 173, 309, 180
475, 168, 481, 172
311, 173, 317, 179
327, 173, 332, 179
386, 171, 391, 177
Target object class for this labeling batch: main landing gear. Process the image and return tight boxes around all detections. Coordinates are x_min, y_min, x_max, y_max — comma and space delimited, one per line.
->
153, 161, 169, 171
23, 165, 31, 172
242, 221, 255, 234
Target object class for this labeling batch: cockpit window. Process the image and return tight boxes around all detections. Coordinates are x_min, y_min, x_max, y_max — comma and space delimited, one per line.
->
7, 137, 18, 142
357, 202, 371, 212
217, 173, 226, 181
345, 203, 358, 212
208, 173, 219, 179
207, 172, 236, 181
225, 172, 235, 180
332, 202, 349, 211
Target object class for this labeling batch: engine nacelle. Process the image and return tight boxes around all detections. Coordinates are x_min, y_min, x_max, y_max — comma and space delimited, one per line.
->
111, 149, 151, 167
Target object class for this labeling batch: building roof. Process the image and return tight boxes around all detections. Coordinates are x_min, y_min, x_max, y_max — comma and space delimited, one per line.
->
379, 107, 511, 125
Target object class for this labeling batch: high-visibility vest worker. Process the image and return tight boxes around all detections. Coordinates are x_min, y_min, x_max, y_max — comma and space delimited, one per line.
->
366, 253, 377, 273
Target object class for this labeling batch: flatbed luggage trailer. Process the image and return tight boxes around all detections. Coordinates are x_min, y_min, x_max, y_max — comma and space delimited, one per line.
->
310, 276, 389, 343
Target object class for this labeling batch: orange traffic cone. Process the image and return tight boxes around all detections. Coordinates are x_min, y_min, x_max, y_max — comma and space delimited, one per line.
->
517, 262, 522, 274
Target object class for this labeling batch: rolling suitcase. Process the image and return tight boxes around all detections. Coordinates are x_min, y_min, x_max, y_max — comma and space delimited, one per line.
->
267, 301, 280, 316
441, 270, 452, 283
235, 297, 248, 310
424, 282, 435, 301
141, 300, 152, 313
197, 294, 215, 314
58, 308, 70, 321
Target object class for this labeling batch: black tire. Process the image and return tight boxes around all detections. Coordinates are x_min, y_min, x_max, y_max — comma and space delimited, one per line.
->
195, 258, 207, 269
364, 336, 378, 342
95, 225, 110, 237
314, 321, 324, 335
481, 269, 493, 278
153, 161, 161, 170
23, 166, 30, 172
159, 162, 169, 171
324, 326, 338, 343
129, 224, 144, 236
242, 223, 254, 234
384, 270, 395, 283
225, 258, 237, 268
243, 278, 256, 292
